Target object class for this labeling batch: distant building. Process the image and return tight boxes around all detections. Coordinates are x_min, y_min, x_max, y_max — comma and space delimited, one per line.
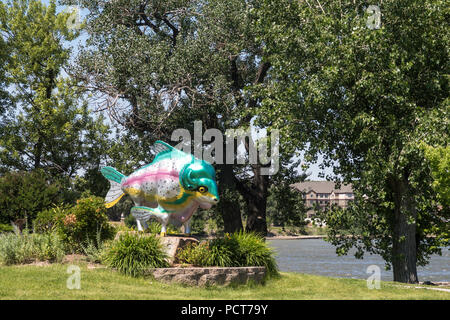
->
291, 181, 354, 219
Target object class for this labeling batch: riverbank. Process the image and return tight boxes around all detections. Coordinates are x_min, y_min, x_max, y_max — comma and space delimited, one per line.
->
266, 235, 327, 240
0, 263, 448, 299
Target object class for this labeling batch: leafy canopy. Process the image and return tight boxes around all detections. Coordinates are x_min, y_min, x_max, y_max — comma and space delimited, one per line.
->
254, 0, 449, 274
0, 0, 111, 185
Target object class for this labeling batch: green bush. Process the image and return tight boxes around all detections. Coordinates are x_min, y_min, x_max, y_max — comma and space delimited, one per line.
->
33, 205, 67, 233
104, 233, 169, 277
176, 240, 235, 267
176, 241, 213, 266
55, 196, 115, 253
80, 227, 111, 264
124, 213, 137, 229
0, 230, 65, 265
229, 232, 279, 277
0, 170, 63, 225
189, 210, 207, 235
125, 215, 179, 235
0, 223, 14, 234
144, 220, 179, 235
144, 221, 164, 234
176, 231, 279, 278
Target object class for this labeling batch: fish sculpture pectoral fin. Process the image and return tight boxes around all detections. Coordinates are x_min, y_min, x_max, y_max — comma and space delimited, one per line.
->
130, 206, 170, 235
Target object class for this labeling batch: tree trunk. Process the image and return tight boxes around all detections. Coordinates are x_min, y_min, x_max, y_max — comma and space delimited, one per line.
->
216, 163, 243, 233
391, 176, 418, 283
34, 137, 43, 169
33, 69, 55, 170
245, 165, 268, 236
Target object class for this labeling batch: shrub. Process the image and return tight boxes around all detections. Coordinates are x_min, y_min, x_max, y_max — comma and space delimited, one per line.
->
104, 233, 169, 277
124, 213, 137, 229
189, 210, 207, 235
228, 232, 279, 277
176, 231, 279, 278
33, 205, 67, 234
125, 215, 179, 235
145, 221, 164, 234
144, 220, 178, 235
0, 230, 65, 265
0, 223, 14, 234
80, 227, 111, 264
176, 241, 213, 266
0, 170, 63, 225
55, 196, 115, 253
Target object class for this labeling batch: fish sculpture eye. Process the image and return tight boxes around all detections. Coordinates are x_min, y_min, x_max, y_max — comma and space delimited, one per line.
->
198, 186, 207, 193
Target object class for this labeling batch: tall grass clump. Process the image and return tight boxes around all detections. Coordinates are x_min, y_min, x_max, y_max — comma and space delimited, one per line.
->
176, 240, 234, 267
0, 230, 65, 265
124, 216, 177, 233
0, 223, 14, 234
176, 231, 279, 278
229, 232, 279, 277
80, 226, 111, 264
104, 233, 169, 277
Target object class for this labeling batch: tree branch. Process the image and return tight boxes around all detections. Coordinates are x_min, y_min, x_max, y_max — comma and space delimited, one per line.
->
240, 60, 271, 124
161, 17, 179, 46
138, 10, 160, 34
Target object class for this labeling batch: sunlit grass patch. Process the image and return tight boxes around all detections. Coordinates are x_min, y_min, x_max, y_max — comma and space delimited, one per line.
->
0, 264, 448, 300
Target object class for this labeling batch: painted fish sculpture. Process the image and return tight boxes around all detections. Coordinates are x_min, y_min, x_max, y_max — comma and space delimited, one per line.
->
101, 141, 219, 236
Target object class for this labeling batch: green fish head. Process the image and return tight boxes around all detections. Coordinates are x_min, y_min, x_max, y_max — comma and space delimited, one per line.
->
180, 159, 219, 207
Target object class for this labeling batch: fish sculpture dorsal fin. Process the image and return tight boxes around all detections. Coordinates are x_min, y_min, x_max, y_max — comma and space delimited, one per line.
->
152, 140, 174, 155
151, 140, 174, 161
151, 140, 188, 163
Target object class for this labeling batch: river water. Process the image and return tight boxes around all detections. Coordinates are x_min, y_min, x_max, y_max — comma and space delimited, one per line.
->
268, 239, 450, 282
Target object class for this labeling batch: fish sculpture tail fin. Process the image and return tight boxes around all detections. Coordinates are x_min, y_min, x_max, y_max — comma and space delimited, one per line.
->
101, 167, 126, 208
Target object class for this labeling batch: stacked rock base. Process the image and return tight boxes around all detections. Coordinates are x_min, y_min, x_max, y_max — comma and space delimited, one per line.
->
146, 266, 266, 286
115, 232, 267, 286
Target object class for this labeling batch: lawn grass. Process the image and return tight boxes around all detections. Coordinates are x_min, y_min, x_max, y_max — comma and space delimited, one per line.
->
0, 263, 448, 300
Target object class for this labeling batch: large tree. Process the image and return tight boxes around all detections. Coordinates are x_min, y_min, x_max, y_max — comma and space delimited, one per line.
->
0, 0, 111, 189
0, 19, 11, 117
255, 0, 449, 283
62, 0, 293, 235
